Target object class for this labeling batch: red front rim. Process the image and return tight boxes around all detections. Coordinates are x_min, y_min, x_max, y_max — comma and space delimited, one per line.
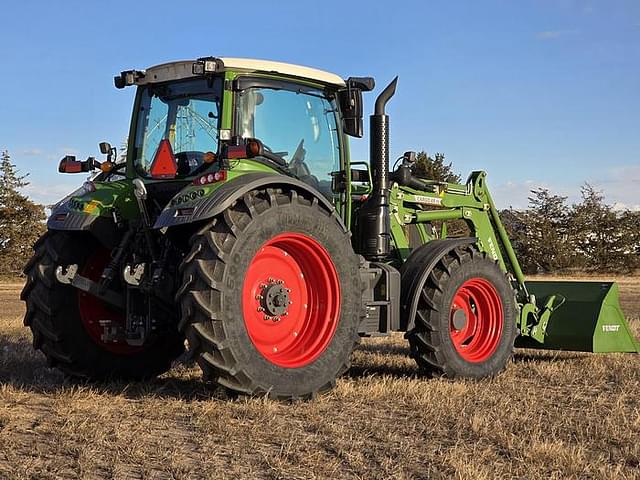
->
242, 233, 341, 368
449, 277, 503, 363
77, 249, 140, 355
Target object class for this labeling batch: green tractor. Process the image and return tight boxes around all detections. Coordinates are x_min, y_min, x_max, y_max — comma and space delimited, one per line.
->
21, 57, 639, 399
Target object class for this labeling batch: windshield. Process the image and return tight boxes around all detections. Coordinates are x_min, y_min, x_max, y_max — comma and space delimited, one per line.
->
132, 77, 222, 178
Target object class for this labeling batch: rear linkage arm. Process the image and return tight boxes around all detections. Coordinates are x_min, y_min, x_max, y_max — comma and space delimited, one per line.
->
55, 264, 125, 310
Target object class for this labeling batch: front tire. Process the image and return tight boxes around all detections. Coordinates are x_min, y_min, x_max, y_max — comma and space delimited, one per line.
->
21, 231, 184, 380
178, 188, 362, 399
406, 245, 517, 378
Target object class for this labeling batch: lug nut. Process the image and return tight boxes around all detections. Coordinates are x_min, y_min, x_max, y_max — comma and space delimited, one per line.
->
257, 307, 264, 312
255, 294, 263, 300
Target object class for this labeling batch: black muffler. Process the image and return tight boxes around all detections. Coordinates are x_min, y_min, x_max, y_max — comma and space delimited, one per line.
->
358, 77, 398, 260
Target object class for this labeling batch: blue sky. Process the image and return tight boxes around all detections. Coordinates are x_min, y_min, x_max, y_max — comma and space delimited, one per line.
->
1, 0, 638, 209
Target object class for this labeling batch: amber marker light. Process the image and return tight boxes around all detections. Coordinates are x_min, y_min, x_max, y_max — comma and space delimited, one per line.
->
203, 152, 217, 163
100, 161, 115, 173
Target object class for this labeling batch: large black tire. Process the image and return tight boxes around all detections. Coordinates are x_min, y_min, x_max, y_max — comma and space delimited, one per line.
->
21, 231, 184, 380
406, 245, 517, 378
178, 188, 362, 399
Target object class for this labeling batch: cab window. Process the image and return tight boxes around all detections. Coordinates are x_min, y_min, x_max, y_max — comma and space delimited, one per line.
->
236, 85, 341, 199
133, 78, 222, 178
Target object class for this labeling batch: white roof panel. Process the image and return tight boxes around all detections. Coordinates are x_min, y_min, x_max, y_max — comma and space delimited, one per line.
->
133, 57, 346, 88
220, 57, 345, 87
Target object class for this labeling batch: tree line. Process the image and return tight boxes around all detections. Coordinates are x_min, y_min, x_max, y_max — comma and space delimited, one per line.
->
502, 186, 640, 274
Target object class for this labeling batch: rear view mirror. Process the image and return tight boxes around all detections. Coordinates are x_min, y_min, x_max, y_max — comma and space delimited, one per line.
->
99, 142, 112, 155
338, 88, 364, 138
339, 77, 375, 138
58, 155, 98, 173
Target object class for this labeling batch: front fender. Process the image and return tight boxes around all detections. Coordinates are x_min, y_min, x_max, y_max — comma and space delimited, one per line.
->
153, 172, 345, 231
399, 237, 477, 331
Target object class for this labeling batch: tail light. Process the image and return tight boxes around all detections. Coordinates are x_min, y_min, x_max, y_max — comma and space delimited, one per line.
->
193, 170, 227, 186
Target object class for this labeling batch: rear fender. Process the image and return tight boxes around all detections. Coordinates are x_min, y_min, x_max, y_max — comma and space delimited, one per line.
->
153, 172, 346, 231
47, 180, 134, 248
399, 238, 477, 331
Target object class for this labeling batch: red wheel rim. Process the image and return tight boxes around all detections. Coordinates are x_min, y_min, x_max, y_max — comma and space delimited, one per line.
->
242, 233, 341, 368
77, 249, 140, 355
449, 277, 503, 363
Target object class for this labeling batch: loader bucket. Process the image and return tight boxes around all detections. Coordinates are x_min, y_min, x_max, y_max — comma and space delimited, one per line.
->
516, 281, 640, 353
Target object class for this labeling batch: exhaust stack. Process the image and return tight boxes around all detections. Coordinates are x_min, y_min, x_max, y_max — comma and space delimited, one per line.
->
358, 77, 398, 260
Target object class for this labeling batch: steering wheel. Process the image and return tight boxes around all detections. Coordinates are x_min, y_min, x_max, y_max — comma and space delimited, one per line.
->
175, 151, 205, 176
288, 139, 310, 177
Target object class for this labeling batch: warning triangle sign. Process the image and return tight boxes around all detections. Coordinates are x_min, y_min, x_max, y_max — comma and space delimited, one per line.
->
150, 139, 177, 179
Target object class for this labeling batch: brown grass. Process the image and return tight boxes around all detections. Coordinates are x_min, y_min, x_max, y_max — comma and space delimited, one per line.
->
1, 277, 639, 479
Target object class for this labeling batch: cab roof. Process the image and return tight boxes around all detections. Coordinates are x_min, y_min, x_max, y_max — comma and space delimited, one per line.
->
117, 57, 346, 88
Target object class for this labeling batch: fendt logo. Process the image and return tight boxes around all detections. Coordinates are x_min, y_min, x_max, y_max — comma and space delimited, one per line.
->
602, 325, 620, 332
487, 237, 499, 261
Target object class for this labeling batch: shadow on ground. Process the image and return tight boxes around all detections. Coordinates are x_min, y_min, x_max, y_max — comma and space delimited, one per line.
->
1, 335, 586, 401
0, 336, 425, 400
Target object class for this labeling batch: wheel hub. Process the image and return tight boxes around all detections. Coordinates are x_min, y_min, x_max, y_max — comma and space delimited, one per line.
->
451, 308, 467, 330
261, 281, 290, 318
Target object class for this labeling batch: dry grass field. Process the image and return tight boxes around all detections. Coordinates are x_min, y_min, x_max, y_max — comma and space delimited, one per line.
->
1, 276, 639, 479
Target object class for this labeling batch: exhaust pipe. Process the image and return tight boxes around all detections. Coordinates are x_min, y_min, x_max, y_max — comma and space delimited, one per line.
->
358, 77, 398, 260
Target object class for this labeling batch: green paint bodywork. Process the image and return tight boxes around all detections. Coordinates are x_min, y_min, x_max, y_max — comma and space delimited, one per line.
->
59, 66, 637, 354
66, 180, 138, 219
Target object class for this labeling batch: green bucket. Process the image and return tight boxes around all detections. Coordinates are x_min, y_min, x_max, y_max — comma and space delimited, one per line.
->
515, 281, 639, 353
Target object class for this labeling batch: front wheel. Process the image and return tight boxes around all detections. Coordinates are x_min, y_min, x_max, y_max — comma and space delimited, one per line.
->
406, 245, 517, 378
178, 188, 362, 399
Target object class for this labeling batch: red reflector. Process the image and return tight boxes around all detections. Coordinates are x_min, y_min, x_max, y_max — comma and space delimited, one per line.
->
226, 145, 247, 159
150, 139, 177, 179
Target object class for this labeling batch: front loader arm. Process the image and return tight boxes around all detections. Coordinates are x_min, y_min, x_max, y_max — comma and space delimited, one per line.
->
390, 171, 568, 340
390, 171, 638, 353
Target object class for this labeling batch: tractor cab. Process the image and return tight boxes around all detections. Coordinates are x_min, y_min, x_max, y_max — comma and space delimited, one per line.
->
114, 58, 373, 204
58, 58, 376, 224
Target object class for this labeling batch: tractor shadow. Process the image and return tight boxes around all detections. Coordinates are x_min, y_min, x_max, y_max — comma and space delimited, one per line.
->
0, 336, 231, 401
512, 350, 587, 363
0, 336, 587, 400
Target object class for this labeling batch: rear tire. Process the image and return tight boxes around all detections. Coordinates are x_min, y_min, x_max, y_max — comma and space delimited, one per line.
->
178, 188, 362, 399
406, 245, 517, 378
21, 231, 184, 380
